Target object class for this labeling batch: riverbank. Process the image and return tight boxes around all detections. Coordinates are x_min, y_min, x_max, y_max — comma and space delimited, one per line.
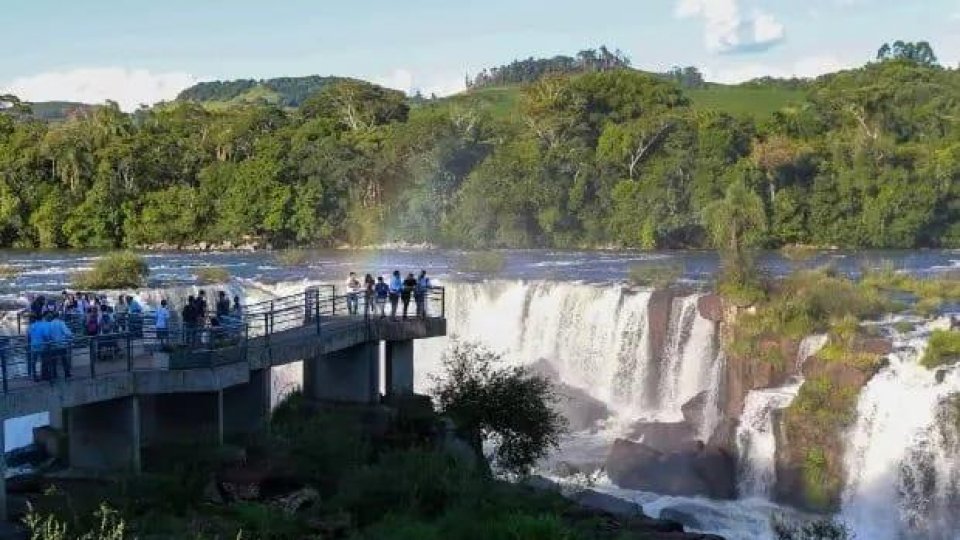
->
10, 392, 721, 540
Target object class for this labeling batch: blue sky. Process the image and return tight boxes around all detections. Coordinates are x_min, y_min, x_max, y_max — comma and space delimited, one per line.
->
1, 0, 957, 110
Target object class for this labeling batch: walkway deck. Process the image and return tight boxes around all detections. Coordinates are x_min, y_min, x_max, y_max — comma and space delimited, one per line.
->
0, 287, 447, 420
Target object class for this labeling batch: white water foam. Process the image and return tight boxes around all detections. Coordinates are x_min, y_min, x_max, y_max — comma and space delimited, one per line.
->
841, 317, 960, 540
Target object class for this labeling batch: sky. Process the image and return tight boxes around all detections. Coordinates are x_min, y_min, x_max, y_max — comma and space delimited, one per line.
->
1, 0, 957, 111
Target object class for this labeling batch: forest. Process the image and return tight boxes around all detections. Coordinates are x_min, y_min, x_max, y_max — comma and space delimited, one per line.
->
0, 42, 957, 250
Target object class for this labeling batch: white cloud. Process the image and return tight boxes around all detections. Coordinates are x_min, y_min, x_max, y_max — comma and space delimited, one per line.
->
0, 67, 198, 112
703, 54, 856, 83
675, 0, 785, 54
375, 68, 465, 97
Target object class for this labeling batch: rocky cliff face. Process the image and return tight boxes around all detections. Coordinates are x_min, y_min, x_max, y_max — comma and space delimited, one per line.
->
773, 338, 891, 512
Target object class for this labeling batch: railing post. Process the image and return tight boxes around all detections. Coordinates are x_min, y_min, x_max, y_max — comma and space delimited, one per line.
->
89, 338, 97, 378
315, 289, 321, 335
127, 334, 133, 371
269, 301, 275, 334
1, 347, 7, 393
441, 287, 446, 319
263, 313, 270, 342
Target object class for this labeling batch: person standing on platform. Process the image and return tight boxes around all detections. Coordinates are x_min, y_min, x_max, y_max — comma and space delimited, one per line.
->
389, 270, 402, 320
401, 272, 417, 320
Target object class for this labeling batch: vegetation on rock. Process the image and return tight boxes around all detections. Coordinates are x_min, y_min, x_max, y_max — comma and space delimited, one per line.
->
195, 266, 231, 284
921, 330, 960, 370
71, 252, 149, 290
628, 263, 683, 288
457, 252, 506, 276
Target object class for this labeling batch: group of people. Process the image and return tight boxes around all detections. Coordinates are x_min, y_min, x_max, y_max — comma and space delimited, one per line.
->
345, 270, 432, 320
29, 292, 145, 338
179, 290, 242, 344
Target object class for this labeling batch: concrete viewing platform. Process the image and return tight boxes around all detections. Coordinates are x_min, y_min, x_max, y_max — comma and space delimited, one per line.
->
0, 286, 448, 520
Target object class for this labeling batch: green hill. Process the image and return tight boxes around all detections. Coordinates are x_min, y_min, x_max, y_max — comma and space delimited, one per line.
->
686, 84, 804, 118
176, 75, 355, 108
424, 79, 803, 121
27, 101, 96, 121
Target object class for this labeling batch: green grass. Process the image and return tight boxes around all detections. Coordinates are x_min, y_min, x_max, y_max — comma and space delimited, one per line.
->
72, 252, 150, 290
921, 330, 960, 370
423, 86, 523, 120
687, 85, 804, 118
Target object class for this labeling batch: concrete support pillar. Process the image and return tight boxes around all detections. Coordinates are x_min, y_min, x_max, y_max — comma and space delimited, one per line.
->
49, 408, 65, 430
67, 397, 140, 472
223, 369, 271, 437
217, 390, 224, 446
385, 340, 415, 396
1, 418, 7, 521
303, 343, 380, 404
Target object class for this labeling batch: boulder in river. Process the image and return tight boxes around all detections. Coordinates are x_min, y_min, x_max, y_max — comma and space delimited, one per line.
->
605, 438, 737, 500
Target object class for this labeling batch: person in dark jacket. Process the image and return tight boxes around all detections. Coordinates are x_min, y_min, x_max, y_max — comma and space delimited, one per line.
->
182, 295, 199, 345
401, 273, 417, 320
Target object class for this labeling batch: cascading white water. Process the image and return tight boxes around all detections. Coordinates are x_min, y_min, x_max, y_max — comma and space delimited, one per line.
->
418, 282, 723, 424
736, 335, 827, 498
841, 317, 960, 540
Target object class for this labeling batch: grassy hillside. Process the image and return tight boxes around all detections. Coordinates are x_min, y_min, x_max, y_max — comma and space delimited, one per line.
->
686, 85, 804, 117
416, 85, 522, 120
177, 75, 351, 108
28, 101, 96, 121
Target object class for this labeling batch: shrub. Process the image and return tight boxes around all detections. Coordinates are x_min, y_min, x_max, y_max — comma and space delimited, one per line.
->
627, 263, 683, 288
431, 341, 566, 475
336, 449, 482, 527
276, 249, 310, 267
195, 266, 231, 284
458, 252, 506, 275
0, 264, 19, 280
771, 515, 854, 540
780, 245, 819, 263
717, 251, 767, 307
921, 330, 960, 369
72, 252, 150, 290
24, 503, 126, 540
269, 391, 370, 493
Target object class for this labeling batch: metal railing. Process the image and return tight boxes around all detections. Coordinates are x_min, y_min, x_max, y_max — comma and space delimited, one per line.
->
2, 285, 445, 392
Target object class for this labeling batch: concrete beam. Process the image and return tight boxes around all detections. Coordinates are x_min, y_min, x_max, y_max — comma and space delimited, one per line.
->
385, 340, 415, 396
303, 343, 380, 404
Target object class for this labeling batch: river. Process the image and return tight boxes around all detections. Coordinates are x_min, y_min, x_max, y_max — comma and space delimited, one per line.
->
1, 248, 958, 539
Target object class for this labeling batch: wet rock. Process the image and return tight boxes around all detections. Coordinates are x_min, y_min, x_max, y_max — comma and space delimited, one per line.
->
628, 421, 697, 453
523, 474, 563, 493
529, 359, 612, 431
605, 439, 736, 500
660, 507, 702, 530
203, 477, 225, 505
697, 294, 725, 322
723, 337, 797, 419
570, 489, 645, 518
270, 487, 320, 515
682, 391, 709, 428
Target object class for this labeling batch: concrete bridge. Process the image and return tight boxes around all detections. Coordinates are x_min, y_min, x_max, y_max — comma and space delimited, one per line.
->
0, 286, 447, 519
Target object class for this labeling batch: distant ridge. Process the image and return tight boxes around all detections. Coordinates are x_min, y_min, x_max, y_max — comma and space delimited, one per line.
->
176, 75, 356, 107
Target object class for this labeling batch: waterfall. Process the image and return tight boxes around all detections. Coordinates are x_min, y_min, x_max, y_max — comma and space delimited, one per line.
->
736, 335, 827, 498
418, 282, 723, 426
841, 317, 960, 540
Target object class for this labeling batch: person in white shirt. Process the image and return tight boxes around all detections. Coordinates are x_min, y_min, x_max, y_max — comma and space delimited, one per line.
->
155, 299, 171, 346
345, 272, 362, 315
